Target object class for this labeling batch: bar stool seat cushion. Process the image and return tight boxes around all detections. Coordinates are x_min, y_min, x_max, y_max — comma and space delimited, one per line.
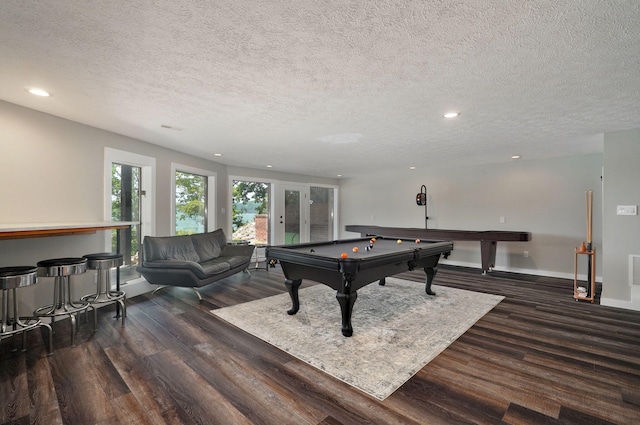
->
0, 266, 38, 289
84, 253, 124, 269
37, 258, 87, 277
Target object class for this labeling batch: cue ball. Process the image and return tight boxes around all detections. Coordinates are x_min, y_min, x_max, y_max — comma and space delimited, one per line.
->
340, 252, 348, 259
352, 247, 359, 252
397, 239, 402, 244
415, 239, 421, 244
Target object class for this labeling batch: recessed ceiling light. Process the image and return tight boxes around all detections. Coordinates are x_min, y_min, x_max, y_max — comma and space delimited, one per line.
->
443, 112, 460, 118
511, 155, 521, 159
26, 87, 51, 97
266, 165, 273, 168
337, 174, 342, 177
409, 166, 416, 170
213, 153, 222, 157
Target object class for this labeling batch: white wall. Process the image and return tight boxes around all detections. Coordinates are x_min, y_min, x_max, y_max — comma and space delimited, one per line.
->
602, 128, 640, 309
340, 154, 604, 278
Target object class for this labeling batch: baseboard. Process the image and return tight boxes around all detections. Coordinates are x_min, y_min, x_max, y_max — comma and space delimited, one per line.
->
600, 296, 640, 312
440, 259, 602, 282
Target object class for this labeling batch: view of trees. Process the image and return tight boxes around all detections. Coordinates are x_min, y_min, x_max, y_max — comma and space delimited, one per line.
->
232, 181, 268, 231
175, 171, 206, 235
111, 163, 140, 266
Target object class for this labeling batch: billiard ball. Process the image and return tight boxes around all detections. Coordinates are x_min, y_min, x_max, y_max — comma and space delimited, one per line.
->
352, 247, 359, 252
397, 239, 402, 244
340, 252, 348, 259
365, 246, 370, 251
370, 238, 376, 243
310, 249, 315, 253
415, 239, 421, 244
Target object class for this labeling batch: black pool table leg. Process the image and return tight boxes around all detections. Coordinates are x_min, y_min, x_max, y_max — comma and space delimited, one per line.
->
336, 291, 357, 337
424, 266, 438, 296
285, 279, 302, 315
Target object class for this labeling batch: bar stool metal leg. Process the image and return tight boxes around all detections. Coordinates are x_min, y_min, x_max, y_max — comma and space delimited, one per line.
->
81, 253, 126, 331
0, 266, 53, 355
35, 258, 89, 348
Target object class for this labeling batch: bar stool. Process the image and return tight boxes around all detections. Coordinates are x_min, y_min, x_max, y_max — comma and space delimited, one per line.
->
81, 253, 126, 330
35, 258, 89, 347
0, 266, 52, 355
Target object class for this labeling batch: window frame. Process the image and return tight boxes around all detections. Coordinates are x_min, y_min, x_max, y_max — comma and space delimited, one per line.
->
171, 163, 217, 235
104, 148, 155, 283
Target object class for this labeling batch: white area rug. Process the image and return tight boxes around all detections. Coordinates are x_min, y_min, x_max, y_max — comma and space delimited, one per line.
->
212, 277, 504, 400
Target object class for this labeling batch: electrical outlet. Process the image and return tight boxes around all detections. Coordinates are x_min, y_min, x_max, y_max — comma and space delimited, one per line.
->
523, 251, 529, 258
499, 216, 506, 223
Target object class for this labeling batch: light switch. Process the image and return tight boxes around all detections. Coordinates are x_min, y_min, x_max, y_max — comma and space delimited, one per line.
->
617, 205, 638, 215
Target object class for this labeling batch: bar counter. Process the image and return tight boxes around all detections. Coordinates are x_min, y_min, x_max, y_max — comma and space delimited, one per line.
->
0, 222, 138, 240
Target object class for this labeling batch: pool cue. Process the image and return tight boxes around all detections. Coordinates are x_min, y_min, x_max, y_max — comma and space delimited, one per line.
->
586, 191, 593, 297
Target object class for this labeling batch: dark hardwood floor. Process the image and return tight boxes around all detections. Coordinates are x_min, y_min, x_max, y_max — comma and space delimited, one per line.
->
1, 265, 639, 424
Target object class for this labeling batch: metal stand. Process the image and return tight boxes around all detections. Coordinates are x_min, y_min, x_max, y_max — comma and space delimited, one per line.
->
35, 258, 89, 347
1, 266, 53, 355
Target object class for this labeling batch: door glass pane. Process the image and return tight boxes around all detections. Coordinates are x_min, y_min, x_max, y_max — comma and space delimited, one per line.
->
232, 180, 270, 244
310, 187, 334, 242
285, 189, 301, 244
111, 163, 141, 281
175, 171, 207, 235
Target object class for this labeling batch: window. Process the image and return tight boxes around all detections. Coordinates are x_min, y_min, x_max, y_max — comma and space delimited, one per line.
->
111, 163, 141, 279
171, 164, 216, 235
175, 171, 207, 235
232, 179, 271, 244
105, 148, 155, 283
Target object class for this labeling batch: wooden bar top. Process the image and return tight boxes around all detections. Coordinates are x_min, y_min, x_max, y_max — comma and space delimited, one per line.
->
0, 222, 137, 240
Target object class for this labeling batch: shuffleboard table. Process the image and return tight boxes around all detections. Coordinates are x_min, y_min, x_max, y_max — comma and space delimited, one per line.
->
346, 225, 531, 274
266, 236, 454, 337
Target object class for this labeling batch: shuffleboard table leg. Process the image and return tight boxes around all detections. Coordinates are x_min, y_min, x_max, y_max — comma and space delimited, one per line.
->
424, 266, 437, 296
285, 279, 302, 315
480, 240, 497, 274
336, 291, 357, 337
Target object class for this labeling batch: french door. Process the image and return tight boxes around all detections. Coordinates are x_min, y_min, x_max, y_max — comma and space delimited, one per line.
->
275, 184, 307, 245
274, 184, 338, 245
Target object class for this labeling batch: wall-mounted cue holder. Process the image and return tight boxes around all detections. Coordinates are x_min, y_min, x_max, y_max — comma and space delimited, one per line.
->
416, 185, 429, 229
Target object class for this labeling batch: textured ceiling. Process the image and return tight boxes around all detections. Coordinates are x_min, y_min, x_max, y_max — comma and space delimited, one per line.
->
1, 1, 639, 178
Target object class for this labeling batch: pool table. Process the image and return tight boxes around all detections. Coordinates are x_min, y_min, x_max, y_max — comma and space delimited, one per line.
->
266, 236, 454, 337
346, 225, 531, 274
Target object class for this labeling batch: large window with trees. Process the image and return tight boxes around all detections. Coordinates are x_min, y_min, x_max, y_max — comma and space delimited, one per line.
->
111, 163, 141, 280
232, 180, 270, 244
171, 164, 216, 236
105, 148, 155, 284
175, 171, 207, 235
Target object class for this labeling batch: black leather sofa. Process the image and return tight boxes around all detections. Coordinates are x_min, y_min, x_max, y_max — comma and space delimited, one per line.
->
137, 229, 255, 300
